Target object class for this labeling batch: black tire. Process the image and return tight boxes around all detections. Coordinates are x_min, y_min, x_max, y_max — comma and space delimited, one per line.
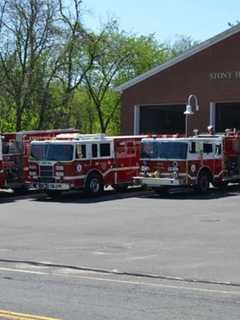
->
85, 173, 104, 195
196, 172, 210, 193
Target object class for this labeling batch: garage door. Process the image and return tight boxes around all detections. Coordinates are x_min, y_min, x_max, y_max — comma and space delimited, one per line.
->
139, 105, 185, 134
216, 103, 240, 132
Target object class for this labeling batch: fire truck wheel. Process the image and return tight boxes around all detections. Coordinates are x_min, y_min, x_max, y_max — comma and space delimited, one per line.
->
196, 171, 210, 193
85, 173, 104, 195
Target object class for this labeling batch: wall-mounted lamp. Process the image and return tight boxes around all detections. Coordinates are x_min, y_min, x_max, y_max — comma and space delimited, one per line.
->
184, 95, 200, 136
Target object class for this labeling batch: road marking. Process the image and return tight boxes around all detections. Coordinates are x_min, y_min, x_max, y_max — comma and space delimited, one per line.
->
0, 309, 61, 320
1, 265, 240, 296
127, 254, 158, 261
0, 267, 47, 275
68, 274, 240, 296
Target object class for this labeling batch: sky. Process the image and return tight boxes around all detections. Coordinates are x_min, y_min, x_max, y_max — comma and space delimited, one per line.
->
82, 0, 240, 43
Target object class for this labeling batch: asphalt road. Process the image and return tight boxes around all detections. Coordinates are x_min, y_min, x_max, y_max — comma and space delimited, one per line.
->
0, 186, 240, 318
0, 260, 240, 320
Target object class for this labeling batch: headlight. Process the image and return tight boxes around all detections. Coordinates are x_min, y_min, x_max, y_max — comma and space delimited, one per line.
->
141, 165, 150, 172
29, 171, 37, 177
56, 171, 64, 177
56, 165, 64, 171
190, 164, 196, 173
172, 171, 179, 178
29, 165, 37, 170
140, 165, 150, 177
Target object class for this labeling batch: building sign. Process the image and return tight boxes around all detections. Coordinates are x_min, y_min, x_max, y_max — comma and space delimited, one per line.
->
209, 71, 240, 80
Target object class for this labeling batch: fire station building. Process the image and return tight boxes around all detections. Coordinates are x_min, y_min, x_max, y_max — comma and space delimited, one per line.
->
115, 25, 240, 135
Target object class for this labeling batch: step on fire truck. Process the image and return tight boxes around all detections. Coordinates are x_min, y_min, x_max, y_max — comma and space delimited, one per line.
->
134, 129, 240, 194
0, 129, 79, 192
29, 133, 144, 196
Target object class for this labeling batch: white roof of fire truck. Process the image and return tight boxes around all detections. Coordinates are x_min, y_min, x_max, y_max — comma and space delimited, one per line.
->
31, 133, 145, 144
56, 133, 109, 141
141, 133, 225, 144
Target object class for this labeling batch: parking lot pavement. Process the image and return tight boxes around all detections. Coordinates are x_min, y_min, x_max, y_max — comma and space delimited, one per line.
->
0, 185, 240, 285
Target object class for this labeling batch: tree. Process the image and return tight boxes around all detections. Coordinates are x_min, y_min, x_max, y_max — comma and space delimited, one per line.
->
168, 35, 199, 57
0, 0, 199, 134
84, 22, 170, 133
51, 0, 97, 128
0, 0, 57, 130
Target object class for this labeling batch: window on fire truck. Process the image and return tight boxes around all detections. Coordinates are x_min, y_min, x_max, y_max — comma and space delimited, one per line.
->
141, 141, 158, 159
92, 144, 98, 158
2, 142, 9, 154
100, 143, 111, 157
203, 143, 213, 154
76, 144, 86, 159
3, 141, 18, 154
31, 143, 74, 161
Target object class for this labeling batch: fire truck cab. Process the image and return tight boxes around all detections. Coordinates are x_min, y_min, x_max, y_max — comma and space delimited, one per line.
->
0, 129, 79, 191
29, 133, 143, 196
134, 130, 240, 193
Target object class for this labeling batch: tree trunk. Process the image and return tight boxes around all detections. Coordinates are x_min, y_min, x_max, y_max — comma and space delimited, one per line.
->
16, 107, 22, 131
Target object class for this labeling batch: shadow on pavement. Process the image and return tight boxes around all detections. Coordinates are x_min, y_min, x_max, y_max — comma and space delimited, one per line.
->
32, 186, 149, 204
0, 189, 40, 204
1, 184, 240, 204
0, 192, 16, 204
31, 184, 240, 204
140, 184, 240, 201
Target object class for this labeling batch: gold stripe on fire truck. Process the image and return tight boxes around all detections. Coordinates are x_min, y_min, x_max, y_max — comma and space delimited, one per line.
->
102, 166, 139, 177
214, 170, 224, 178
62, 166, 140, 181
63, 175, 86, 180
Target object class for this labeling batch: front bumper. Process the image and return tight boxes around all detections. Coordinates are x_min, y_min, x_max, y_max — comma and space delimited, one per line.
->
134, 176, 184, 187
32, 182, 71, 191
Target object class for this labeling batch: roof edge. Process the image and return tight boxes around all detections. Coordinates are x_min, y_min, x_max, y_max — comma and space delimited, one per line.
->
114, 24, 240, 93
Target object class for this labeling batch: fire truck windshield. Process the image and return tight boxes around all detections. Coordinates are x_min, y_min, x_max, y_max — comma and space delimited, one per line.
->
141, 141, 188, 160
31, 143, 74, 161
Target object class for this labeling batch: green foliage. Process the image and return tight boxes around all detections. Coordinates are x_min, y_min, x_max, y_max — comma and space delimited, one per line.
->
0, 98, 16, 132
115, 33, 169, 85
0, 0, 197, 134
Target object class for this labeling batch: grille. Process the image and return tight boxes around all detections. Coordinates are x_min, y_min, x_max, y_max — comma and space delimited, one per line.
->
39, 165, 53, 178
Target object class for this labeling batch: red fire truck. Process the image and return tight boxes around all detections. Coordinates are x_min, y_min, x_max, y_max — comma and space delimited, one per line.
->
0, 129, 79, 192
29, 133, 143, 196
134, 130, 240, 193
